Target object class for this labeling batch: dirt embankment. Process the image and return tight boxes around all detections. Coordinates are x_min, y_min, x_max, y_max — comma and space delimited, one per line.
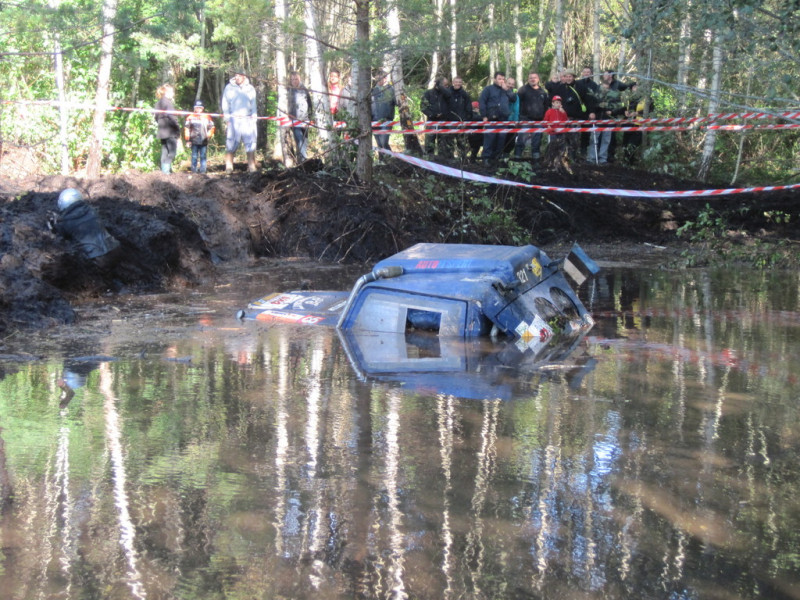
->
1, 159, 798, 336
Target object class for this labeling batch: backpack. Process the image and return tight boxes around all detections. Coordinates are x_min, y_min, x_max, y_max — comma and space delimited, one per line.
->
189, 116, 209, 146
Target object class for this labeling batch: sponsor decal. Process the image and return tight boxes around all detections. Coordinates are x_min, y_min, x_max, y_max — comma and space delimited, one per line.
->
255, 310, 325, 324
416, 260, 440, 269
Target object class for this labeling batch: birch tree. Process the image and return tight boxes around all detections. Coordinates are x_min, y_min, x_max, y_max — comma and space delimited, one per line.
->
385, 0, 422, 154
272, 0, 292, 164
304, 0, 332, 150
50, 0, 69, 175
427, 0, 445, 88
86, 0, 118, 178
697, 29, 723, 181
449, 0, 457, 79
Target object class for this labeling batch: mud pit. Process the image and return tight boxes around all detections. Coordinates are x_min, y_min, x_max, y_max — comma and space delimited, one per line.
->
2, 158, 798, 337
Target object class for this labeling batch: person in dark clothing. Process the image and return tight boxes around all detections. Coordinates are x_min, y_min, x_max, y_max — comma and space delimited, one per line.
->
467, 101, 484, 160
184, 100, 216, 173
446, 76, 474, 159
622, 83, 653, 164
49, 188, 121, 272
545, 70, 585, 158
421, 76, 452, 157
576, 67, 600, 158
600, 70, 632, 162
515, 72, 550, 159
154, 84, 180, 173
371, 70, 397, 150
478, 71, 517, 163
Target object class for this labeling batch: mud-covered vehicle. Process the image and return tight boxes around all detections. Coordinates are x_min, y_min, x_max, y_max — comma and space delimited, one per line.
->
237, 242, 599, 351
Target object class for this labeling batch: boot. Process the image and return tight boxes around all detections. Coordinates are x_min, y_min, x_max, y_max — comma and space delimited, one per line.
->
224, 152, 234, 173
161, 162, 171, 174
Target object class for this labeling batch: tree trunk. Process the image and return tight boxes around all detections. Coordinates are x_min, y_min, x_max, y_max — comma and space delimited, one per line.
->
52, 26, 70, 175
449, 0, 457, 80
427, 0, 444, 88
698, 31, 722, 181
677, 1, 692, 111
532, 0, 552, 71
592, 0, 601, 76
196, 3, 206, 103
386, 1, 423, 154
305, 0, 332, 150
488, 4, 498, 76
553, 0, 564, 74
85, 0, 118, 178
273, 0, 292, 164
513, 5, 523, 82
354, 0, 373, 182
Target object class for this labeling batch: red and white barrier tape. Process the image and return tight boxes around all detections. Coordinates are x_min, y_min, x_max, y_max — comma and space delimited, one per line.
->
375, 147, 800, 198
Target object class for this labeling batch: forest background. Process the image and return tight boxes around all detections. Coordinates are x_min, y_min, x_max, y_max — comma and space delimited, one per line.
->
1, 0, 798, 186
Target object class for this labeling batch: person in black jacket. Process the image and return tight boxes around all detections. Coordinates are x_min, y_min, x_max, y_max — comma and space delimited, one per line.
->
49, 188, 121, 272
478, 72, 517, 163
445, 76, 473, 159
576, 67, 600, 158
515, 72, 549, 159
154, 84, 180, 173
421, 77, 452, 157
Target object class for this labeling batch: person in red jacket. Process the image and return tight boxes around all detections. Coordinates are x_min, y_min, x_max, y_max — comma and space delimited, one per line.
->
543, 96, 570, 164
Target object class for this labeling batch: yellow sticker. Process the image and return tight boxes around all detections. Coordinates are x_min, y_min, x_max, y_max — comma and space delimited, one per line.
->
530, 258, 542, 279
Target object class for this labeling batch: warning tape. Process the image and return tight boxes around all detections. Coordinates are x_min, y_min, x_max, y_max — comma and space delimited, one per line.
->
375, 147, 800, 198
373, 110, 800, 128
373, 123, 800, 135
6, 99, 800, 134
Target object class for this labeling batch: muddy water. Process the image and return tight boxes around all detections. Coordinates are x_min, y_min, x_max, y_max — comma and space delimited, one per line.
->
1, 260, 800, 599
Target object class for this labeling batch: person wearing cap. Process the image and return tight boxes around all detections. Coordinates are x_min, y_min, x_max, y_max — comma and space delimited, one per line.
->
184, 100, 216, 173
48, 188, 121, 272
154, 84, 180, 174
543, 95, 569, 163
287, 71, 313, 163
221, 70, 258, 172
468, 100, 484, 161
370, 70, 397, 150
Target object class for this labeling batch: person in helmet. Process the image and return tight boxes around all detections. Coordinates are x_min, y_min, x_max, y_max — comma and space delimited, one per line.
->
49, 188, 122, 271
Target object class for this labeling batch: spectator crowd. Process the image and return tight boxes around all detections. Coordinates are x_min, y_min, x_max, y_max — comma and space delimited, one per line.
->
153, 66, 651, 173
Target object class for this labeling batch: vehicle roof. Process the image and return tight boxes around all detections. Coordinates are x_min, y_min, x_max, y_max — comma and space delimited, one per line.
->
374, 243, 548, 286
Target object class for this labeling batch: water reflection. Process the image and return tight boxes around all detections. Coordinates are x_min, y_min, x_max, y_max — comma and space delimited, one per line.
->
1, 266, 799, 599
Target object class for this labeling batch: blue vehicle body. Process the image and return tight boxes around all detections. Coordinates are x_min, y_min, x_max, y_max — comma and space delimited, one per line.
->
238, 242, 598, 347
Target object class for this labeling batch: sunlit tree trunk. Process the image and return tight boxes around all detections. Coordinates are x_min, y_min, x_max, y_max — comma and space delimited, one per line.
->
514, 4, 523, 82
449, 0, 457, 79
592, 0, 601, 75
305, 0, 332, 150
51, 7, 70, 175
385, 0, 423, 154
354, 0, 373, 182
85, 0, 118, 178
698, 30, 722, 181
553, 0, 565, 74
427, 0, 444, 88
532, 0, 552, 71
676, 2, 692, 110
272, 0, 292, 164
488, 4, 498, 76
195, 2, 206, 103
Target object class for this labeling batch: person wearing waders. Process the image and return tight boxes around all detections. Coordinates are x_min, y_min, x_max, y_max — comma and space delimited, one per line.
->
48, 188, 121, 272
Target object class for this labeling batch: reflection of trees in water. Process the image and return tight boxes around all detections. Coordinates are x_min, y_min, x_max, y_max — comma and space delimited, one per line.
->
2, 263, 800, 599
